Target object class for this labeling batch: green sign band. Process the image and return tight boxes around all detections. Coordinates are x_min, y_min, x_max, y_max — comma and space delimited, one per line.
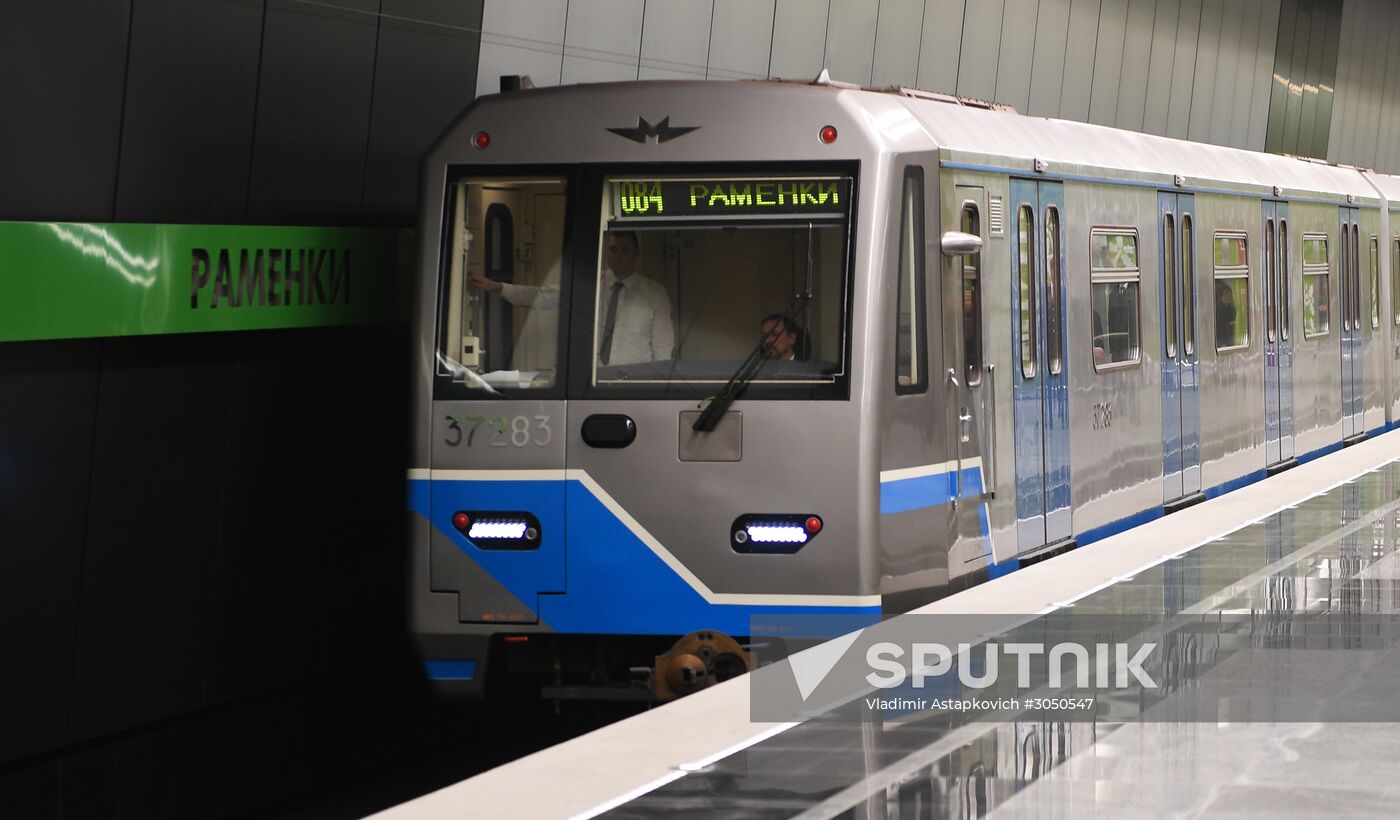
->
0, 222, 408, 343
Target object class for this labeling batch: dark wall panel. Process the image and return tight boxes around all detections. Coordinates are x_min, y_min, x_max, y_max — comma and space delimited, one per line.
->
66, 334, 233, 743
361, 0, 484, 222
0, 341, 100, 764
246, 0, 380, 224
114, 0, 264, 223
203, 328, 347, 706
0, 1, 130, 221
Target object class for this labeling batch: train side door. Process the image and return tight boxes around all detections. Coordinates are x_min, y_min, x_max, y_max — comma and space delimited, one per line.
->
1159, 192, 1201, 502
1262, 200, 1295, 466
1341, 206, 1363, 439
1009, 179, 1070, 553
429, 176, 572, 625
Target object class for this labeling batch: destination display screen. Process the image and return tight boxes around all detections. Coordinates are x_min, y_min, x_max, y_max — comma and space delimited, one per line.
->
609, 176, 851, 222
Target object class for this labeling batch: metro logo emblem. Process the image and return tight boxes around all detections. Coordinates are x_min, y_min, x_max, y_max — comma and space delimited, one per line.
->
607, 116, 699, 144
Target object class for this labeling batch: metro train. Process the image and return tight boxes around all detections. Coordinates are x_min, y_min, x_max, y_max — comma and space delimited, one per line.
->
407, 74, 1400, 698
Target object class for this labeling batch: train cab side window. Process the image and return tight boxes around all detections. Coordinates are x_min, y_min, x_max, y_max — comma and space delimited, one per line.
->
436, 176, 568, 392
1303, 235, 1330, 337
1371, 236, 1380, 329
1089, 228, 1141, 370
896, 168, 926, 394
961, 204, 982, 386
1213, 232, 1249, 351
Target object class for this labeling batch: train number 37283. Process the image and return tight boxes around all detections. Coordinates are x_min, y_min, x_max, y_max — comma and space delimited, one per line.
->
445, 415, 552, 447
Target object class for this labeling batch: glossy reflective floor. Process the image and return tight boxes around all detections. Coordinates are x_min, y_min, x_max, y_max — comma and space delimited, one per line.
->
607, 461, 1400, 819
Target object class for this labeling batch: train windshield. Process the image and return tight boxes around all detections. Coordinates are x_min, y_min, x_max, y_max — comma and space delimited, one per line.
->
593, 174, 852, 389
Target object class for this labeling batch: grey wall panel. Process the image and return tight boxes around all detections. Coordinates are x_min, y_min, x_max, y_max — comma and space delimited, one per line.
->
1028, 0, 1073, 117
1337, 0, 1369, 164
1283, 0, 1313, 153
1165, 0, 1201, 139
1143, 0, 1181, 135
0, 1, 130, 221
1335, 0, 1364, 164
1264, 0, 1295, 152
871, 0, 925, 87
826, 0, 881, 85
1298, 0, 1330, 159
1226, 0, 1263, 148
1358, 0, 1391, 167
1207, 0, 1243, 147
561, 0, 644, 83
1088, 0, 1127, 127
1246, 0, 1281, 150
917, 0, 966, 93
114, 0, 264, 223
1114, 0, 1156, 132
364, 1, 485, 223
1378, 11, 1400, 171
247, 0, 378, 224
476, 0, 567, 97
770, 0, 830, 80
639, 0, 712, 80
1328, 0, 1360, 162
995, 0, 1040, 114
957, 0, 1005, 101
708, 0, 776, 79
1187, 0, 1222, 142
1060, 0, 1102, 121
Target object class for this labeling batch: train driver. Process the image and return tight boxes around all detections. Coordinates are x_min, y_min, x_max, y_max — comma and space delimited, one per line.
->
469, 230, 675, 365
759, 314, 800, 361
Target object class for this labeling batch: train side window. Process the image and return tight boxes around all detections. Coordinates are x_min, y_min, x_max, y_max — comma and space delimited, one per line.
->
1018, 205, 1037, 379
1213, 232, 1249, 351
1370, 236, 1380, 329
1045, 206, 1063, 375
1183, 214, 1195, 355
895, 168, 926, 394
1089, 227, 1141, 370
1279, 220, 1289, 341
1393, 238, 1400, 325
1293, 235, 1327, 337
1264, 220, 1275, 344
961, 203, 983, 386
1164, 214, 1177, 357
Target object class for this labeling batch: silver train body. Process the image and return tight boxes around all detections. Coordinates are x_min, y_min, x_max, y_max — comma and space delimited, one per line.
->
408, 78, 1400, 696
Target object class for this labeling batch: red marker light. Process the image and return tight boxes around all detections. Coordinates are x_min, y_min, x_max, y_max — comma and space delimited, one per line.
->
452, 512, 470, 530
503, 635, 529, 644
819, 125, 838, 144
805, 516, 823, 535
472, 131, 491, 150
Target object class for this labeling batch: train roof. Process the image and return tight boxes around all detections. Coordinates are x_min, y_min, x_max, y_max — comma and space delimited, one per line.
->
882, 86, 1379, 204
457, 78, 1383, 204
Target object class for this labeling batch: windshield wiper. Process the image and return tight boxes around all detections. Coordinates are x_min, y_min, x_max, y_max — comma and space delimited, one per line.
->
692, 222, 820, 433
692, 295, 812, 432
691, 339, 770, 432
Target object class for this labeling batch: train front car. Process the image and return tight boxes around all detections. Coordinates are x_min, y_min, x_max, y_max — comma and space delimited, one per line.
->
408, 80, 926, 699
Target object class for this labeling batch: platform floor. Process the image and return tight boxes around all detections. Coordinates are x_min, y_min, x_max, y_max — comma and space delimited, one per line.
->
382, 431, 1400, 819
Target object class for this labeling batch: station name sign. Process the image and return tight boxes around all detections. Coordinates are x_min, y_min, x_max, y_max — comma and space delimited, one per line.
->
609, 176, 851, 221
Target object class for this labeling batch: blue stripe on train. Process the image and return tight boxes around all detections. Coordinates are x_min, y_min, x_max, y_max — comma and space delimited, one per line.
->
408, 477, 881, 636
